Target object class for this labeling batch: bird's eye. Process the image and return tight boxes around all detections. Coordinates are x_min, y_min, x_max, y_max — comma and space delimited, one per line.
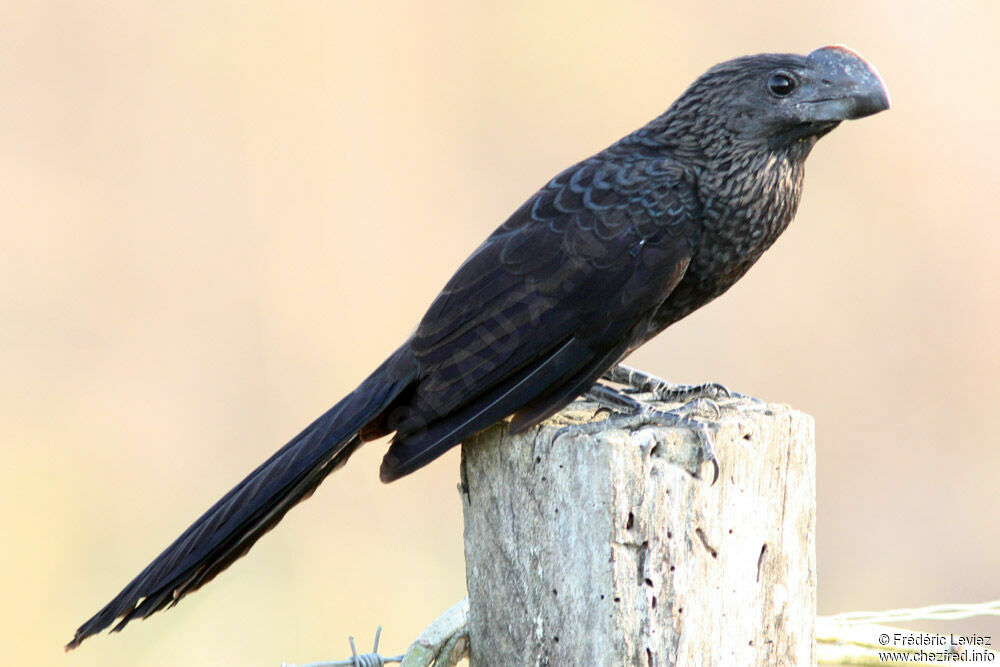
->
767, 72, 797, 97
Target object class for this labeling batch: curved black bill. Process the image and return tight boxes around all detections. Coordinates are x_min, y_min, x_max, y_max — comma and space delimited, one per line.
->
804, 46, 890, 121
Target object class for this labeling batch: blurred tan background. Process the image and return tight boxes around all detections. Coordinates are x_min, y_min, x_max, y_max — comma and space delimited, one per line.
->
2, 2, 998, 664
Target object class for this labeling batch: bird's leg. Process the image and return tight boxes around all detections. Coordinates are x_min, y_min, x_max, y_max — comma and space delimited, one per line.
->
562, 383, 719, 483
603, 364, 734, 403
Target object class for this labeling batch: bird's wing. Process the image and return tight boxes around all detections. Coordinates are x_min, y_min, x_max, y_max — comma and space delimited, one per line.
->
380, 156, 702, 480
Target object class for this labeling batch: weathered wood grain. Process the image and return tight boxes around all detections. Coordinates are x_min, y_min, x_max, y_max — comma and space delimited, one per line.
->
460, 397, 816, 666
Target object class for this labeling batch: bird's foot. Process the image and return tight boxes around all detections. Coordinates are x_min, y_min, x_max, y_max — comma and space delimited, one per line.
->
603, 364, 754, 404
562, 383, 720, 483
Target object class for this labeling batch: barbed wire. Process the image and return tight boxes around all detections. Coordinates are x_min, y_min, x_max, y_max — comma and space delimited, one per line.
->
281, 627, 403, 667
281, 598, 470, 667
817, 600, 1000, 665
822, 599, 1000, 625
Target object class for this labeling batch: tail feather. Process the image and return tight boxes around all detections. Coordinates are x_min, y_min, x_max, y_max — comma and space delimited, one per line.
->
66, 351, 416, 650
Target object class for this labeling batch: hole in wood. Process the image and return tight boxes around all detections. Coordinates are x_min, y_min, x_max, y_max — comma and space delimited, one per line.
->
696, 527, 718, 558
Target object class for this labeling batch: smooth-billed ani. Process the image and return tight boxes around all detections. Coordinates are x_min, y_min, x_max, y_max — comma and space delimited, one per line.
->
67, 45, 888, 649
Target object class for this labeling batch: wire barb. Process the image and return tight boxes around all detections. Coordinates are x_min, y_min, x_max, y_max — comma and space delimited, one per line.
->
280, 626, 404, 667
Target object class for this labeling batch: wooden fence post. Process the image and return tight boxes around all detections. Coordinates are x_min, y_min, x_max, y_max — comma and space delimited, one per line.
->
460, 397, 816, 666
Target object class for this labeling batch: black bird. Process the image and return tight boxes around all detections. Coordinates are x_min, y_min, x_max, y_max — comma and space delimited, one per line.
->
67, 46, 889, 649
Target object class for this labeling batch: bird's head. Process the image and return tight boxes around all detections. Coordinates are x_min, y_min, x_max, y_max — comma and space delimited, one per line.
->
658, 46, 890, 158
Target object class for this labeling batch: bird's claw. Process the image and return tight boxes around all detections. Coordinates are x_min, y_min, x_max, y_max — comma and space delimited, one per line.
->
581, 372, 726, 483
654, 381, 732, 404
689, 420, 719, 485
637, 408, 719, 484
602, 365, 736, 406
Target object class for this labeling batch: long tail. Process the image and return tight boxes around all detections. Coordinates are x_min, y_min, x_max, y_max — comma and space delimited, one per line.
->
66, 350, 417, 650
